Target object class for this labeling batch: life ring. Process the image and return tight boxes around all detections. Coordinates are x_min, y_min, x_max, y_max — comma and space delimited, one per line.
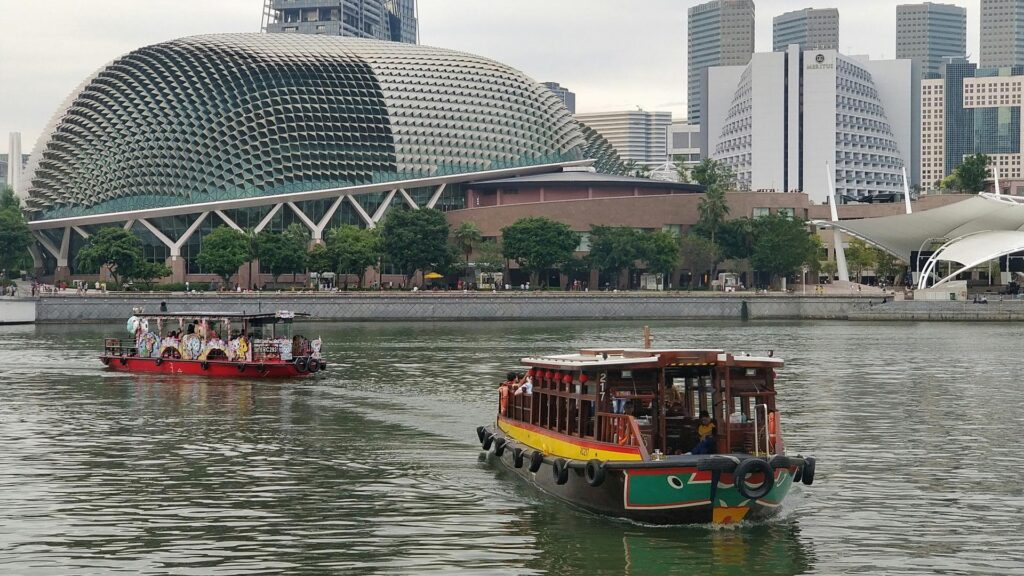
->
294, 357, 308, 373
493, 438, 507, 457
585, 459, 606, 487
734, 458, 775, 500
476, 426, 487, 444
307, 358, 321, 373
201, 361, 209, 371
801, 456, 816, 486
512, 448, 524, 468
482, 433, 494, 451
155, 357, 163, 366
237, 363, 246, 373
551, 458, 569, 485
528, 451, 544, 473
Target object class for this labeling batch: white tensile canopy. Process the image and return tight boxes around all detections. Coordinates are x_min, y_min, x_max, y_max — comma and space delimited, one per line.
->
814, 194, 1024, 288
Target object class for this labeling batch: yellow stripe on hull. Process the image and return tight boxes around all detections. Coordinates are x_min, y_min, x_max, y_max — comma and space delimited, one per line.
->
497, 418, 643, 462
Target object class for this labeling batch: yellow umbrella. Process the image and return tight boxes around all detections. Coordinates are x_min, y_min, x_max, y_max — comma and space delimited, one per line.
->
424, 272, 444, 279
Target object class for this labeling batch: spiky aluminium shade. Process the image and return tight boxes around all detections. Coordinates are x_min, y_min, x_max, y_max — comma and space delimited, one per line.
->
24, 34, 591, 221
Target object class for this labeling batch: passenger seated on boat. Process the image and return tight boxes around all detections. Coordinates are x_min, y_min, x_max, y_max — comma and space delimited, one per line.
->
185, 321, 196, 335
667, 402, 687, 417
689, 411, 717, 455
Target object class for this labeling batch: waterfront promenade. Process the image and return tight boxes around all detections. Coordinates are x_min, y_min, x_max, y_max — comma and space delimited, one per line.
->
4, 289, 1024, 323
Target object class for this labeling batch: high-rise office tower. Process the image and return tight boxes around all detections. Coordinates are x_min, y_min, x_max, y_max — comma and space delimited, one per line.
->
575, 111, 673, 168
773, 8, 839, 52
6, 133, 22, 194
688, 0, 755, 127
896, 3, 967, 80
543, 82, 576, 114
263, 0, 418, 44
980, 0, 1024, 67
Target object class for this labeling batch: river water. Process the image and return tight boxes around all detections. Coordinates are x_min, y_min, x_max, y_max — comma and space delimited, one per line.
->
0, 320, 1022, 575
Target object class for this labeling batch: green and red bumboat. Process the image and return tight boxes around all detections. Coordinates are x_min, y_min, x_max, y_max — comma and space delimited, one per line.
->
100, 311, 325, 378
477, 347, 816, 525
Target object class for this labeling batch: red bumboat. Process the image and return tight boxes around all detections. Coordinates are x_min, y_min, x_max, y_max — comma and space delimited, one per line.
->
100, 310, 325, 378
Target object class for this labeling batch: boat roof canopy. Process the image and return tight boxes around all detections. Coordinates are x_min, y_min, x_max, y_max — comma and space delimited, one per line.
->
137, 311, 309, 321
521, 348, 783, 370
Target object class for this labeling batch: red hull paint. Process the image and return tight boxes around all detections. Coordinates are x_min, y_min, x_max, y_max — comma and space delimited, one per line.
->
100, 356, 312, 378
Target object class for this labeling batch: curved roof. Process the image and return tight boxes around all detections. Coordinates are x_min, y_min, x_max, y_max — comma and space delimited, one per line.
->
816, 194, 1024, 287
24, 34, 590, 221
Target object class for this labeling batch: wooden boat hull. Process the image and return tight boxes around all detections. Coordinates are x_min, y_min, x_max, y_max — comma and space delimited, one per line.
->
99, 355, 319, 378
482, 424, 800, 525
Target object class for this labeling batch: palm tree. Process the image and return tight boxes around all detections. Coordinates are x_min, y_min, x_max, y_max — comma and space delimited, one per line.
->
452, 221, 483, 267
697, 187, 730, 245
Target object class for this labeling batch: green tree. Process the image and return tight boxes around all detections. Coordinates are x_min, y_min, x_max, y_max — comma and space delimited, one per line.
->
244, 227, 260, 290
501, 217, 580, 286
690, 158, 737, 191
673, 159, 692, 183
452, 220, 483, 268
74, 227, 142, 287
750, 215, 819, 286
380, 208, 450, 285
638, 230, 680, 278
819, 260, 838, 282
587, 226, 642, 289
475, 239, 504, 273
871, 246, 901, 285
716, 217, 756, 261
306, 244, 333, 289
679, 234, 718, 289
197, 226, 249, 289
258, 224, 309, 286
697, 187, 731, 245
845, 238, 877, 283
952, 153, 991, 193
0, 186, 32, 275
134, 261, 172, 290
327, 224, 382, 289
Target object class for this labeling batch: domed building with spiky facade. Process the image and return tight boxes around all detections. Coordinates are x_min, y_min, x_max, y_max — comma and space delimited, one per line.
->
24, 33, 645, 283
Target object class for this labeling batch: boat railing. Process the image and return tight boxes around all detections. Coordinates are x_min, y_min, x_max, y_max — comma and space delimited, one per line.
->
752, 404, 777, 457
596, 412, 651, 460
103, 338, 138, 357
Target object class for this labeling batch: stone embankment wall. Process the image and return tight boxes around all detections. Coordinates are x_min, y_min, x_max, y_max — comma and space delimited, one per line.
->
35, 293, 865, 323
30, 293, 1024, 323
0, 299, 37, 324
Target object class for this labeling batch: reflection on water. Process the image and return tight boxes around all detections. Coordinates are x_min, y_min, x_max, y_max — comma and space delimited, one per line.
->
1, 320, 1023, 574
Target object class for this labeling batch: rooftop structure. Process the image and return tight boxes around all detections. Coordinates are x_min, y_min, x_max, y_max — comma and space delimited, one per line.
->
773, 8, 839, 52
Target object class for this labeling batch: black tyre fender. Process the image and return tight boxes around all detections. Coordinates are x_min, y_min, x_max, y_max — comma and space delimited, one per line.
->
585, 459, 606, 487
493, 437, 507, 457
769, 455, 792, 469
551, 458, 569, 485
528, 451, 544, 473
512, 448, 525, 468
307, 358, 321, 373
294, 357, 308, 373
257, 363, 266, 373
801, 456, 816, 486
476, 426, 487, 444
236, 363, 245, 372
201, 361, 209, 370
734, 458, 775, 500
482, 433, 494, 451
101, 357, 110, 366
155, 357, 163, 366
119, 356, 128, 366
793, 465, 803, 484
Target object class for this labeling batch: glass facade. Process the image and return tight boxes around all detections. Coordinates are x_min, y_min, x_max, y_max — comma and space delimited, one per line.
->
943, 59, 977, 175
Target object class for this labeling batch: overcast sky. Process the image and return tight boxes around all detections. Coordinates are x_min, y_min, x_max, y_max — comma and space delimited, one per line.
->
0, 0, 980, 153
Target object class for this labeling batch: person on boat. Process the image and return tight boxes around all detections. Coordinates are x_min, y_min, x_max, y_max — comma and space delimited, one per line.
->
690, 411, 717, 454
185, 321, 196, 335
499, 372, 514, 416
513, 372, 533, 396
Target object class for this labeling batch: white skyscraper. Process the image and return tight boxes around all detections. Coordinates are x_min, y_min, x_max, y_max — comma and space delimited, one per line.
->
7, 132, 22, 196
575, 111, 673, 168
